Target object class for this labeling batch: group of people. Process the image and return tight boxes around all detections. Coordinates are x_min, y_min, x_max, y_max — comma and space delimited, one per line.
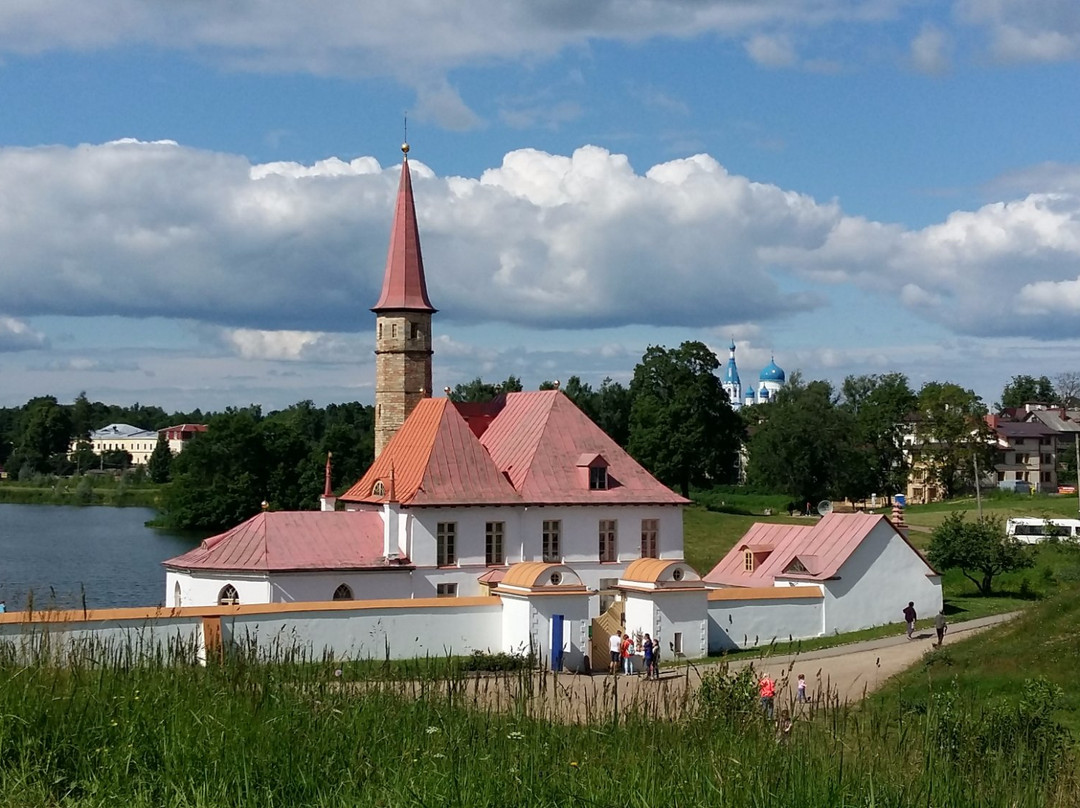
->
903, 601, 949, 646
608, 630, 661, 678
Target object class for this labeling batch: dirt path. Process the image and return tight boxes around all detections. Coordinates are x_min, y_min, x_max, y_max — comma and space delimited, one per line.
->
430, 612, 1019, 723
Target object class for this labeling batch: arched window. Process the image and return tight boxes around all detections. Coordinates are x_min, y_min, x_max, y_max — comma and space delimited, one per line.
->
372, 480, 385, 497
173, 581, 182, 607
333, 583, 353, 600
218, 584, 239, 606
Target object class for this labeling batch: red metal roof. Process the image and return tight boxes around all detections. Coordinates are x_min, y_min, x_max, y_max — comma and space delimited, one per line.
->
162, 511, 394, 572
480, 391, 687, 505
703, 513, 935, 587
340, 398, 520, 505
371, 157, 436, 313
341, 391, 685, 507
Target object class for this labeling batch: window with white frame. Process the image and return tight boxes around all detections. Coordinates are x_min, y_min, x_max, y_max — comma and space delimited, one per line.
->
641, 519, 659, 558
486, 521, 505, 566
599, 519, 617, 562
217, 584, 239, 606
589, 466, 608, 490
437, 522, 457, 567
436, 583, 458, 598
542, 520, 561, 562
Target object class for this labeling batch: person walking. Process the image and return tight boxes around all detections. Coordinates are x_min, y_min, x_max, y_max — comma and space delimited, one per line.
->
642, 633, 655, 680
758, 674, 776, 720
934, 611, 948, 646
903, 601, 917, 639
608, 630, 622, 675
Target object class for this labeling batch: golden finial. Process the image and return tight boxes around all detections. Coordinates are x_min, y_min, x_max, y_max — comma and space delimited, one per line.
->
402, 114, 409, 155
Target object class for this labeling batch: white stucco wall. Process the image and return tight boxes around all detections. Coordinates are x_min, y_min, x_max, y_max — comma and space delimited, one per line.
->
500, 593, 591, 672
269, 571, 413, 603
707, 594, 824, 653
820, 522, 943, 634
223, 601, 503, 661
405, 504, 683, 596
167, 570, 271, 608
0, 616, 201, 663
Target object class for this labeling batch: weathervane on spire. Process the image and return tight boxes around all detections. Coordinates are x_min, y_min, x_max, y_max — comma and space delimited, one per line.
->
402, 113, 409, 155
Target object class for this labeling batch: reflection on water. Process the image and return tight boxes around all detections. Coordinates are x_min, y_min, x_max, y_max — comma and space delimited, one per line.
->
0, 504, 204, 611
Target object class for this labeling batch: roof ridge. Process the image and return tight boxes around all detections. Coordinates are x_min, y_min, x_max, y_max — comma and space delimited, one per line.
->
505, 390, 559, 493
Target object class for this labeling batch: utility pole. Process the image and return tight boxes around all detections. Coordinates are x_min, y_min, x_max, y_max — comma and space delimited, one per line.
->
973, 452, 983, 520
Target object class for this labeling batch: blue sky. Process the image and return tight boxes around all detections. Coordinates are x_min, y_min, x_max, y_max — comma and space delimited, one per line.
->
2, 1, 1080, 413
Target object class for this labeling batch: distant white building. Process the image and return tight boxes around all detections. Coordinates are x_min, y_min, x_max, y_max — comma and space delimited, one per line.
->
73, 422, 207, 466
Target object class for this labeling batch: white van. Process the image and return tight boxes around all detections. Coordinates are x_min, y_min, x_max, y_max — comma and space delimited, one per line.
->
1005, 517, 1080, 543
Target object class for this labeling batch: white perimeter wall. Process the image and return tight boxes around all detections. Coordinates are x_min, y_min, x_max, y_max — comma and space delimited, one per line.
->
820, 522, 943, 634
707, 595, 824, 653
0, 616, 200, 662
500, 593, 591, 672
223, 601, 502, 661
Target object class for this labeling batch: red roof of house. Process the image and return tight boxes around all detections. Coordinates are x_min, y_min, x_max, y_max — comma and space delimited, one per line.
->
704, 513, 936, 588
340, 398, 521, 505
162, 511, 399, 572
371, 157, 436, 313
341, 390, 687, 507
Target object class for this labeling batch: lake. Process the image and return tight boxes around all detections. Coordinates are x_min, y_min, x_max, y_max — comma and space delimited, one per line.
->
0, 503, 203, 611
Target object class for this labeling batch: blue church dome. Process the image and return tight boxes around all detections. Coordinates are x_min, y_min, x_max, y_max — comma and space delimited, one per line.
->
722, 340, 740, 385
759, 357, 785, 382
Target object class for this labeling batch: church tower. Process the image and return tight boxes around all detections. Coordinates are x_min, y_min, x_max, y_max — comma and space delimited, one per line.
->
372, 144, 436, 458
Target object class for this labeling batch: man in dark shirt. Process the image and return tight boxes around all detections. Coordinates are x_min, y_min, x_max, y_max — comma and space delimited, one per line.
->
903, 601, 917, 639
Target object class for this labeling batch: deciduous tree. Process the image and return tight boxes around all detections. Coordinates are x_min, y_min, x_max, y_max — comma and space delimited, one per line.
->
628, 342, 742, 497
746, 378, 854, 505
147, 434, 173, 483
840, 373, 916, 500
927, 512, 1033, 595
999, 375, 1056, 411
914, 382, 993, 500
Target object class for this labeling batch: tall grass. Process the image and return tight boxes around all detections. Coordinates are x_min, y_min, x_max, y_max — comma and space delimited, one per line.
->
0, 629, 1074, 806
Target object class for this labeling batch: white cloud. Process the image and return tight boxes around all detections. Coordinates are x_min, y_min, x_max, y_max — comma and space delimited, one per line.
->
910, 23, 950, 74
745, 34, 797, 67
0, 1, 920, 100
957, 0, 1080, 63
0, 316, 47, 351
0, 140, 836, 334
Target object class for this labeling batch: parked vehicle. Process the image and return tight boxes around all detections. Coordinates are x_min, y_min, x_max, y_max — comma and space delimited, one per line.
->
1005, 517, 1080, 543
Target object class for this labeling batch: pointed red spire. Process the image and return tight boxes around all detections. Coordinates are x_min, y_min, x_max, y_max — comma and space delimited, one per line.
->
371, 149, 436, 313
323, 452, 333, 498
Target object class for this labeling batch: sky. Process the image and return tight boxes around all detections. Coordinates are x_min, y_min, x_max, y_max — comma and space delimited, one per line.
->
3, 0, 1080, 414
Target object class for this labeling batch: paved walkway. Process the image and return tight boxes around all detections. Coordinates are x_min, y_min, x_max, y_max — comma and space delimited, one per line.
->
421, 612, 1021, 723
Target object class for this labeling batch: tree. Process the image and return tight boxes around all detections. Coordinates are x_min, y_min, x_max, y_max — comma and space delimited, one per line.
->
1055, 371, 1080, 408
594, 378, 632, 447
147, 434, 173, 483
9, 396, 73, 473
628, 342, 742, 497
746, 378, 854, 505
840, 373, 916, 499
448, 376, 522, 403
927, 512, 1033, 595
71, 391, 93, 440
70, 440, 98, 474
999, 375, 1056, 411
914, 382, 993, 500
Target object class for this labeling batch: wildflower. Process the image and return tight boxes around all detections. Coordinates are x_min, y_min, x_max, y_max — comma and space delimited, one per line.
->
507, 731, 525, 741
426, 726, 441, 734
110, 720, 118, 727
334, 669, 343, 678
432, 753, 446, 759
570, 761, 579, 769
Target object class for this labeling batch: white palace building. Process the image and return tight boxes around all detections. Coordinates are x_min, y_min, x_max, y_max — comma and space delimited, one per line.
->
0, 145, 941, 668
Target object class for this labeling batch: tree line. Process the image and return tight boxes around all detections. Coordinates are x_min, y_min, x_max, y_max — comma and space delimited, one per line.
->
3, 354, 1077, 533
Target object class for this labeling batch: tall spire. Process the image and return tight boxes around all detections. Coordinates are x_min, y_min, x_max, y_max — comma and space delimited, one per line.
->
372, 144, 436, 313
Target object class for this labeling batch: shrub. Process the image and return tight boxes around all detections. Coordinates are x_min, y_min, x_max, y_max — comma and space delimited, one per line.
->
696, 664, 759, 726
459, 650, 533, 672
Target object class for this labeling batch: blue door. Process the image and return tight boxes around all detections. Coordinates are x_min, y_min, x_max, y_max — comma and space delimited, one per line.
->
550, 614, 564, 671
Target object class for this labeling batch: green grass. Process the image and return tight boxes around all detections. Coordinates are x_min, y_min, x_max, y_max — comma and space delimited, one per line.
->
0, 631, 1075, 806
683, 504, 805, 576
875, 582, 1080, 737
0, 477, 164, 508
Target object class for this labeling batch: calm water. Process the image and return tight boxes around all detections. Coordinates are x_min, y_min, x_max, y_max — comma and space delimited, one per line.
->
0, 504, 203, 611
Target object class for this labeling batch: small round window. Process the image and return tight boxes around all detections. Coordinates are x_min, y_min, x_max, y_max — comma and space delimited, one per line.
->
549, 572, 562, 586
672, 568, 684, 582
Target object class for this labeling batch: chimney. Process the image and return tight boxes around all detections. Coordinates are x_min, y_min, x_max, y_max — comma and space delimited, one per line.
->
319, 453, 337, 512
382, 465, 400, 560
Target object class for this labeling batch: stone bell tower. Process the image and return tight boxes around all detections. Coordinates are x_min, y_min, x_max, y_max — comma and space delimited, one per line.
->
372, 143, 436, 458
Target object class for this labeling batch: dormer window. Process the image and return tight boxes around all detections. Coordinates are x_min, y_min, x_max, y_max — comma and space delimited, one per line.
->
577, 453, 610, 490
589, 466, 608, 490
372, 480, 385, 497
744, 550, 754, 572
